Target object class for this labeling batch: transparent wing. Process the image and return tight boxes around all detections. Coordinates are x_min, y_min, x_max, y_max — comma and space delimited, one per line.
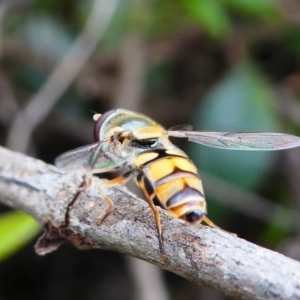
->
168, 131, 300, 150
55, 141, 136, 172
168, 124, 193, 131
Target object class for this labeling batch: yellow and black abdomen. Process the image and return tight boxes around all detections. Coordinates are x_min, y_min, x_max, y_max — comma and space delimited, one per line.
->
135, 149, 206, 224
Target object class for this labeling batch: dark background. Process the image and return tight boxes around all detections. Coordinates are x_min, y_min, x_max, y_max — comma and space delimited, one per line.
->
1, 0, 300, 299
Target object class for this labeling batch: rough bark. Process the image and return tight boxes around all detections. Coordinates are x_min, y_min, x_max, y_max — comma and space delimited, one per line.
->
0, 145, 300, 300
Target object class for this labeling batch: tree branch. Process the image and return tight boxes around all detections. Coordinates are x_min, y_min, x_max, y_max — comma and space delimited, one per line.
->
0, 145, 300, 300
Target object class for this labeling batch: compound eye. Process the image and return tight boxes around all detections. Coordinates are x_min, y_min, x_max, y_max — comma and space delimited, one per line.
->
133, 139, 158, 149
93, 110, 116, 141
185, 209, 203, 224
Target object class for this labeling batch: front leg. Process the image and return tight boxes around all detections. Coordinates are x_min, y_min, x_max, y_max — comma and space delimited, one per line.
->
97, 170, 133, 222
77, 174, 93, 192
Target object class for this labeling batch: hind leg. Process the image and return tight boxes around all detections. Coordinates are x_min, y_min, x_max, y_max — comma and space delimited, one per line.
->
137, 177, 165, 255
203, 215, 236, 236
203, 215, 222, 230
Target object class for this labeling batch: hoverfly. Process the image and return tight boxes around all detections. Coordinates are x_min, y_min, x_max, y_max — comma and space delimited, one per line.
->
55, 108, 300, 251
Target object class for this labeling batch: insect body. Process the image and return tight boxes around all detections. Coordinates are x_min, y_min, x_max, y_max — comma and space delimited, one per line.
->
55, 108, 300, 251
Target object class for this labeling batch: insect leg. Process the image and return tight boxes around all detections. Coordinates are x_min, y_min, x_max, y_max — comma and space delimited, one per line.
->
137, 177, 165, 254
77, 174, 93, 192
203, 215, 237, 236
97, 170, 133, 222
203, 215, 222, 230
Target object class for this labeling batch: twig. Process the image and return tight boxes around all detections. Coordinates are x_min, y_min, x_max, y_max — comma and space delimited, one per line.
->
0, 72, 19, 127
0, 3, 7, 60
114, 34, 147, 110
0, 145, 300, 300
126, 258, 170, 300
6, 0, 119, 152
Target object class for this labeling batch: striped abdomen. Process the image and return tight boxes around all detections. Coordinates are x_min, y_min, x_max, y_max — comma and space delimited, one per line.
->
135, 149, 206, 224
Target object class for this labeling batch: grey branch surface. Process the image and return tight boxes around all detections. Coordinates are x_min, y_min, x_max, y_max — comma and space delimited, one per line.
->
0, 145, 300, 300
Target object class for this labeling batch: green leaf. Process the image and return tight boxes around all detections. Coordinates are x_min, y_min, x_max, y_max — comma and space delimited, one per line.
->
0, 211, 41, 261
32, 0, 58, 10
259, 215, 289, 247
148, 0, 188, 38
183, 0, 231, 38
189, 62, 280, 191
225, 0, 281, 20
285, 29, 300, 54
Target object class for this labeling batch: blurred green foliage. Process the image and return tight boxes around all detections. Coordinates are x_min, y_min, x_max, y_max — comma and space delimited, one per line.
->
183, 0, 232, 38
190, 62, 279, 190
188, 62, 281, 224
0, 211, 40, 261
225, 0, 281, 20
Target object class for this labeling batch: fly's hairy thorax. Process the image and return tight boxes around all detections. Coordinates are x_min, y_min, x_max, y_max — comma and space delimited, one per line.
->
100, 110, 162, 141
